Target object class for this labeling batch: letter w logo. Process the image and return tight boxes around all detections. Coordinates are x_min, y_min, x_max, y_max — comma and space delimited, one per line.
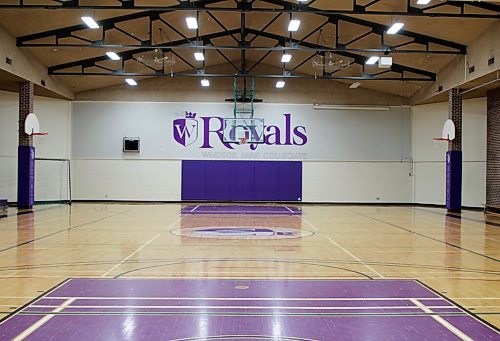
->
173, 118, 198, 147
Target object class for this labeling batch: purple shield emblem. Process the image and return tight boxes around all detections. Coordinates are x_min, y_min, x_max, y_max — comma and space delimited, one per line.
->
173, 112, 198, 147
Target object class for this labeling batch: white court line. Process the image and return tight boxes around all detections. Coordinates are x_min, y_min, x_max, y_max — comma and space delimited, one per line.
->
410, 299, 473, 341
12, 298, 75, 341
323, 235, 384, 278
30, 304, 460, 310
302, 218, 384, 278
39, 296, 445, 301
101, 217, 181, 277
284, 206, 295, 214
101, 233, 161, 277
189, 205, 200, 213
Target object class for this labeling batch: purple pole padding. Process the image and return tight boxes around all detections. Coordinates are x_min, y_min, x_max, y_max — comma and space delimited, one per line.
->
17, 146, 35, 209
446, 150, 462, 212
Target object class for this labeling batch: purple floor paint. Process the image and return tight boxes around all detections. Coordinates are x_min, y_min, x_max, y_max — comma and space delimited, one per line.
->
181, 204, 302, 215
0, 279, 498, 340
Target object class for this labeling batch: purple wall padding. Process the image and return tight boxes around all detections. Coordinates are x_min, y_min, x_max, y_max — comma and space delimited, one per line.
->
17, 146, 35, 209
182, 160, 302, 202
446, 151, 462, 212
181, 160, 206, 201
230, 162, 255, 201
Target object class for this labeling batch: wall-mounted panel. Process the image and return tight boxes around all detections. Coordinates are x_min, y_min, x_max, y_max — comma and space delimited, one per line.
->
182, 160, 302, 202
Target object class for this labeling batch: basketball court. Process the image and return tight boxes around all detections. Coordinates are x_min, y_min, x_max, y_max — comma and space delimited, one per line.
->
0, 0, 499, 340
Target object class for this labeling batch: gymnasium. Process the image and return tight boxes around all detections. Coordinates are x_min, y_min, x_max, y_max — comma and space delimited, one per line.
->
0, 0, 499, 339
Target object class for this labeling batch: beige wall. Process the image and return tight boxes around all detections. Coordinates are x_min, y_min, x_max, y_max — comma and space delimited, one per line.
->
76, 75, 409, 105
0, 25, 73, 99
411, 22, 499, 105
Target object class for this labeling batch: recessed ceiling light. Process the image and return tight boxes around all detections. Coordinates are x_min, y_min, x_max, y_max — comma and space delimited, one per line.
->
417, 0, 431, 4
288, 19, 301, 32
186, 17, 198, 30
125, 78, 137, 86
201, 79, 210, 87
297, 0, 308, 2
81, 16, 99, 29
387, 22, 404, 35
349, 82, 361, 89
281, 54, 292, 63
194, 52, 205, 61
106, 52, 120, 60
366, 56, 380, 65
276, 81, 286, 88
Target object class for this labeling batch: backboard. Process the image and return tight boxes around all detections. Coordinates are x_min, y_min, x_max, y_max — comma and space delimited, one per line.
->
222, 118, 265, 144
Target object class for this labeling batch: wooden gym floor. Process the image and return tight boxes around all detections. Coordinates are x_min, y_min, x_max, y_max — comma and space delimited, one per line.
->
0, 203, 498, 337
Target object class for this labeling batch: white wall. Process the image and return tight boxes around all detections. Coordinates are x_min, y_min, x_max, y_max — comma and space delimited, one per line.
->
0, 92, 487, 206
303, 162, 411, 203
72, 159, 180, 201
71, 101, 413, 202
0, 90, 71, 202
412, 97, 486, 207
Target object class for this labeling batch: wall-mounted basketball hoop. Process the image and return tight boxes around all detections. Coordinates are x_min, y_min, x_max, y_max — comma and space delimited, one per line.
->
433, 119, 455, 143
25, 113, 48, 136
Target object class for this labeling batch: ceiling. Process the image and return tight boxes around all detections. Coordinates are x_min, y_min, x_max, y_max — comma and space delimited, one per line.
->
0, 0, 498, 99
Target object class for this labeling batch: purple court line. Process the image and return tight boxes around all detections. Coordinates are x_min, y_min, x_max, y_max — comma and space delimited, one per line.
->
181, 205, 303, 215
0, 279, 498, 341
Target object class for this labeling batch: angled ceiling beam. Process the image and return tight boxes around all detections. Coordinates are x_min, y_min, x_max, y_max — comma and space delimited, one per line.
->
261, 0, 467, 54
16, 0, 226, 45
16, 2, 465, 55
48, 28, 240, 73
48, 27, 435, 81
2, 0, 498, 18
246, 28, 436, 80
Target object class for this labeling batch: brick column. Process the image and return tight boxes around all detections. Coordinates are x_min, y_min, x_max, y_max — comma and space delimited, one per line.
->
19, 81, 34, 146
448, 88, 462, 151
17, 81, 35, 209
446, 88, 462, 212
486, 87, 500, 213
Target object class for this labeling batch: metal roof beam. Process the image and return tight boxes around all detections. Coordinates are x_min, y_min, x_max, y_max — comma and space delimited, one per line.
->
247, 28, 436, 80
16, 0, 226, 45
2, 0, 498, 18
260, 0, 467, 54
48, 28, 240, 73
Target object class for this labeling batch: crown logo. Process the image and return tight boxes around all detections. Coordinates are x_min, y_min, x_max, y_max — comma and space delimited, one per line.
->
185, 111, 197, 119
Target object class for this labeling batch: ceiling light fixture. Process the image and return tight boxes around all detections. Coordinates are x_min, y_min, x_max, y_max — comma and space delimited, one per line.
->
416, 0, 431, 5
281, 54, 292, 63
276, 81, 286, 88
366, 56, 380, 65
106, 52, 120, 60
81, 16, 99, 29
288, 19, 301, 32
313, 104, 390, 111
194, 52, 205, 61
201, 79, 210, 87
349, 82, 361, 89
186, 17, 198, 30
387, 22, 404, 35
125, 78, 137, 86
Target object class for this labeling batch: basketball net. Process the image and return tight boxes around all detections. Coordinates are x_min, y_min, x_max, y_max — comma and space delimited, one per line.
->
432, 136, 449, 152
238, 137, 249, 145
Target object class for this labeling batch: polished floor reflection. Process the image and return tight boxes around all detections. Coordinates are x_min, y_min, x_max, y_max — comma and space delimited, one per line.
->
0, 203, 498, 340
0, 278, 497, 340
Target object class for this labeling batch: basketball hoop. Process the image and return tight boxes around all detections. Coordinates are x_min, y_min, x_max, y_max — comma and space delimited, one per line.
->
432, 137, 450, 142
238, 137, 249, 145
31, 132, 48, 136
